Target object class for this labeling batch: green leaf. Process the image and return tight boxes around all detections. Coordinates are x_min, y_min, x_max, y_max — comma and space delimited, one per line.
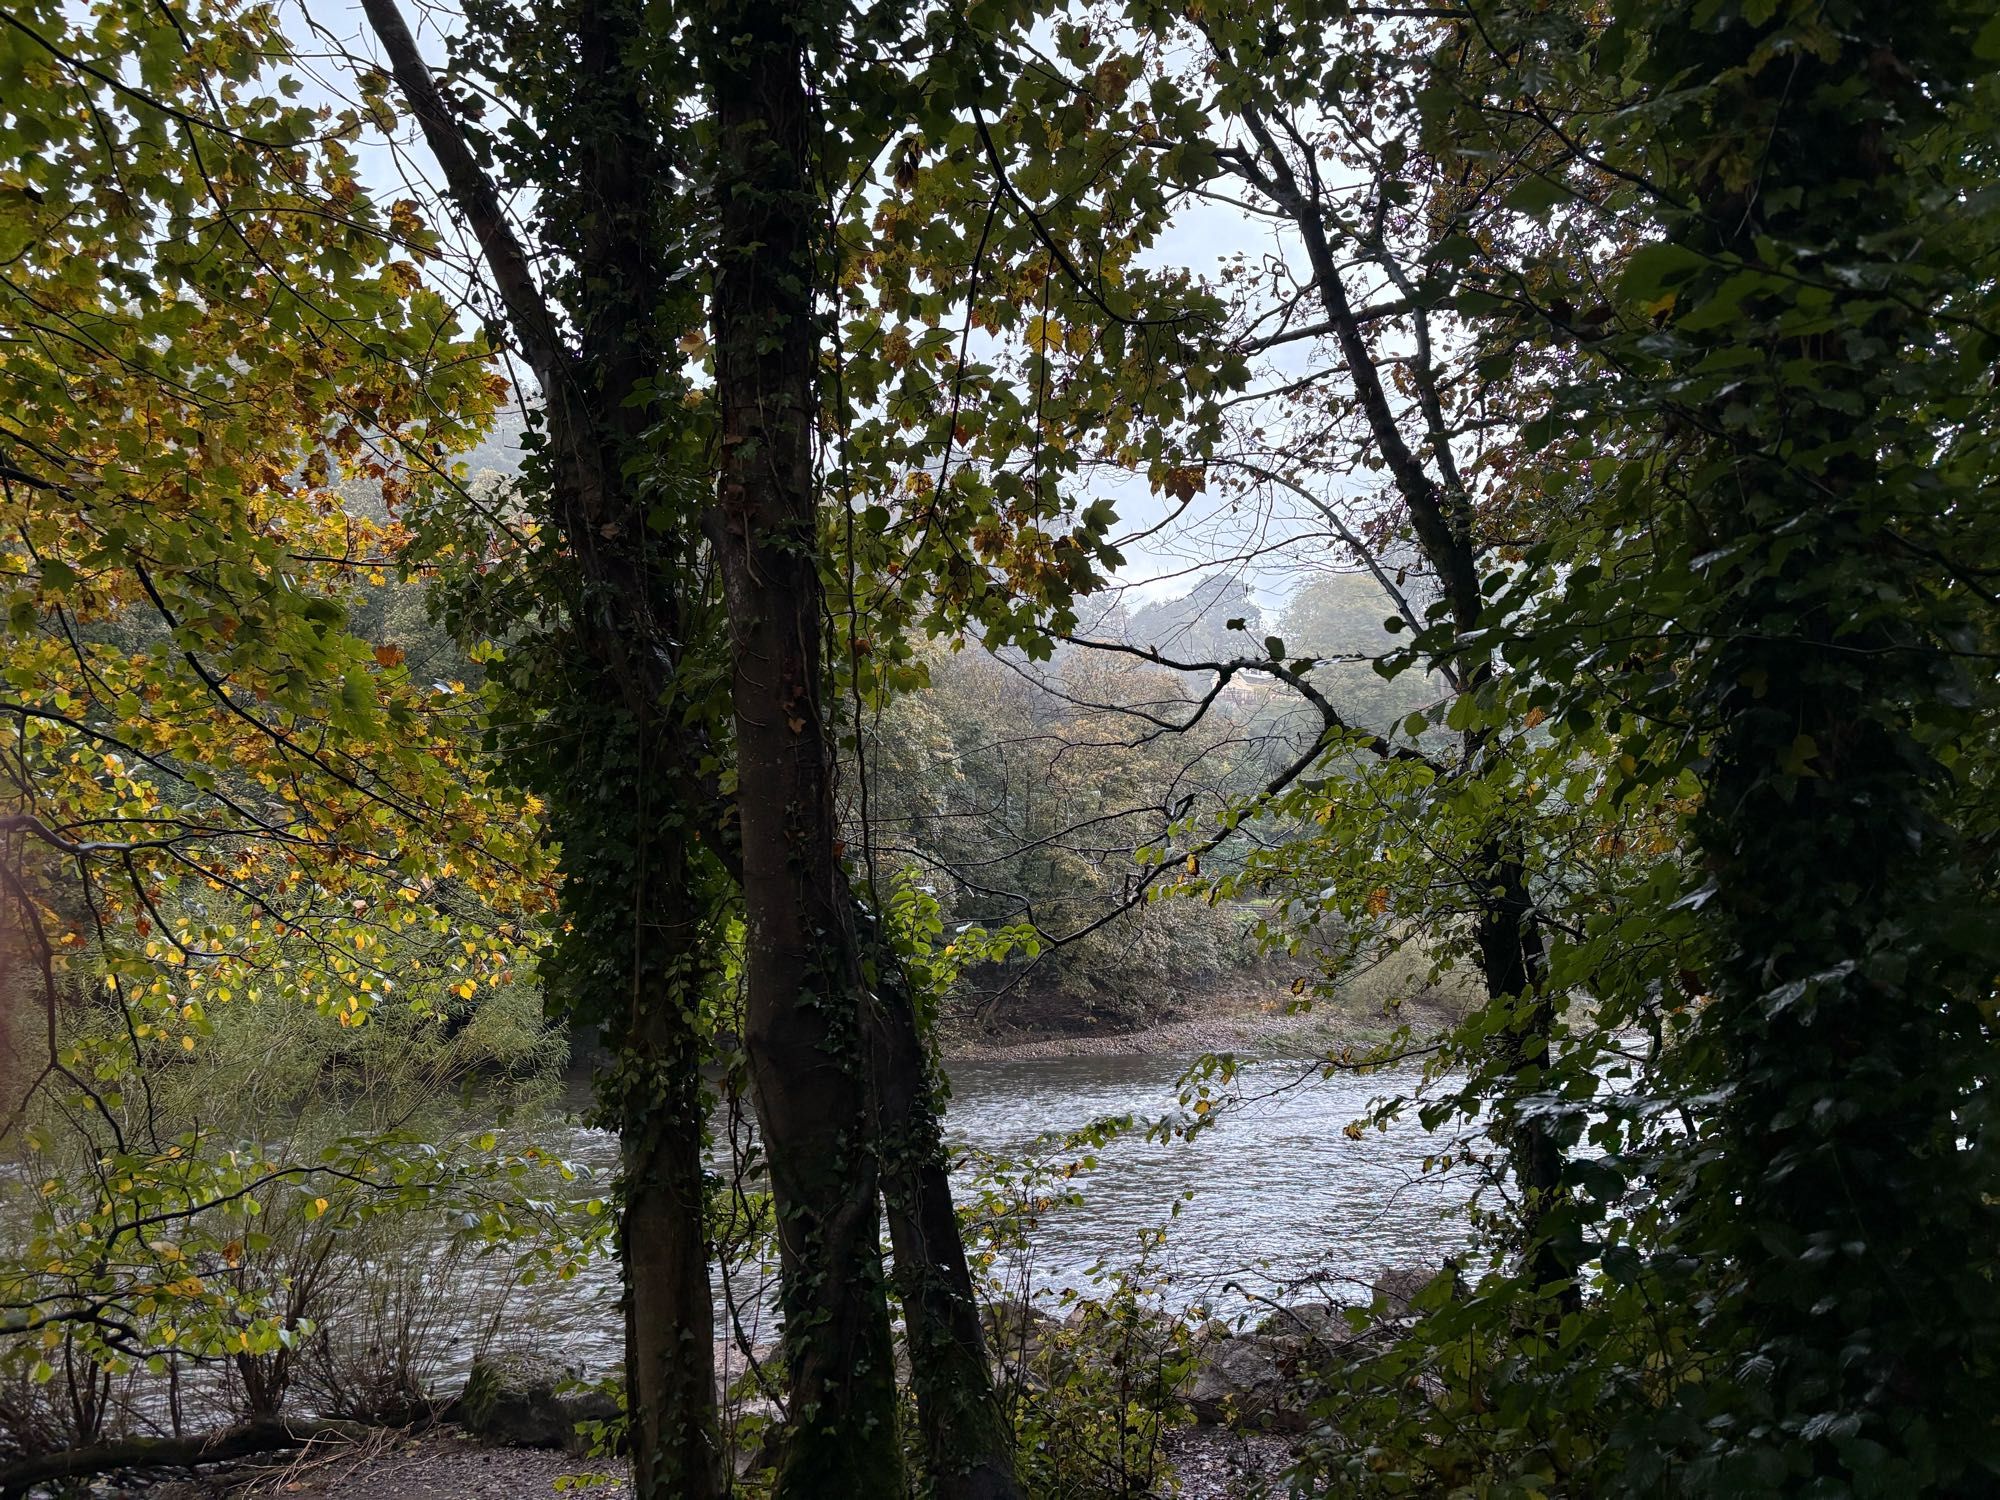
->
1619, 241, 1708, 302
1504, 172, 1568, 217
1977, 13, 2000, 60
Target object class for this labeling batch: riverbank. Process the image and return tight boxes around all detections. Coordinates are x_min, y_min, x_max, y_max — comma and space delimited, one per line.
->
939, 982, 1459, 1064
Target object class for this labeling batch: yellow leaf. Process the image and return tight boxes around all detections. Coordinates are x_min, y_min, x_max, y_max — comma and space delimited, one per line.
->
1780, 734, 1822, 778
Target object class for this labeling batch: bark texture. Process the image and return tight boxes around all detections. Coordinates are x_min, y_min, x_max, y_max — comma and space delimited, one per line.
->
701, 0, 903, 1491
615, 1003, 722, 1495
864, 925, 1023, 1500
360, 2, 722, 1492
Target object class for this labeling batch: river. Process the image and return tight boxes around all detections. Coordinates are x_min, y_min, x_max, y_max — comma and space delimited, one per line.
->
506, 1050, 1472, 1373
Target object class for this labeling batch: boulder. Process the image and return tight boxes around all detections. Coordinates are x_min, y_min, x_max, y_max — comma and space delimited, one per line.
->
455, 1353, 619, 1454
982, 1298, 1060, 1361
1185, 1334, 1301, 1432
714, 1337, 781, 1398
1370, 1263, 1460, 1315
980, 1298, 1065, 1391
1253, 1301, 1345, 1341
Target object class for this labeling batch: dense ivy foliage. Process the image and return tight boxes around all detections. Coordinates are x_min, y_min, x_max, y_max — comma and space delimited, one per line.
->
1493, 2, 2000, 1489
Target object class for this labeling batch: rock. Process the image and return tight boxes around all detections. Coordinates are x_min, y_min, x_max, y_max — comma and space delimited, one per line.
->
1185, 1334, 1302, 1432
1253, 1301, 1345, 1341
455, 1353, 619, 1454
980, 1298, 1063, 1391
1263, 1298, 1411, 1373
1370, 1265, 1431, 1310
982, 1297, 1059, 1359
713, 1337, 781, 1398
1370, 1263, 1458, 1315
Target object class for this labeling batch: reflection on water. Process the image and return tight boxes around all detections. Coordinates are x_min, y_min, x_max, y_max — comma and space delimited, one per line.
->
509, 1051, 1471, 1372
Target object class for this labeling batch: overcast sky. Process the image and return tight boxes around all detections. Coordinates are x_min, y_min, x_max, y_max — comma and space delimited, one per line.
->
295, 0, 1377, 620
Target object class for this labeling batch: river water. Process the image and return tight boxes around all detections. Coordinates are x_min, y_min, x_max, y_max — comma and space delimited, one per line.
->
509, 1050, 1472, 1372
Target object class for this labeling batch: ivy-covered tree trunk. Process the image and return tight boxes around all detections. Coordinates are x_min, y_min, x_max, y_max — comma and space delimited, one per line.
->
1614, 1, 2000, 1485
614, 948, 723, 1498
863, 938, 1022, 1500
1308, 251, 1571, 1299
360, 1, 725, 1493
1469, 845, 1567, 1299
1261, 161, 1568, 1289
701, 0, 903, 1491
542, 712, 726, 1499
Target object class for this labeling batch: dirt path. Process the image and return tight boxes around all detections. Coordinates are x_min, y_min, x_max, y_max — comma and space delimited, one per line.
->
138, 1428, 609, 1499
135, 1423, 1289, 1498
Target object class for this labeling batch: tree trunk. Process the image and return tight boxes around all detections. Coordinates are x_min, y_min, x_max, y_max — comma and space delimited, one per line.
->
592, 807, 724, 1500
862, 919, 1022, 1500
1470, 844, 1570, 1302
358, 2, 724, 1492
702, 0, 904, 1491
1652, 6, 1996, 1466
617, 984, 723, 1498
0, 1419, 381, 1498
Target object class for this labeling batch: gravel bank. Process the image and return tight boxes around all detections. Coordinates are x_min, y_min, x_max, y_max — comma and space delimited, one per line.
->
940, 988, 1422, 1065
